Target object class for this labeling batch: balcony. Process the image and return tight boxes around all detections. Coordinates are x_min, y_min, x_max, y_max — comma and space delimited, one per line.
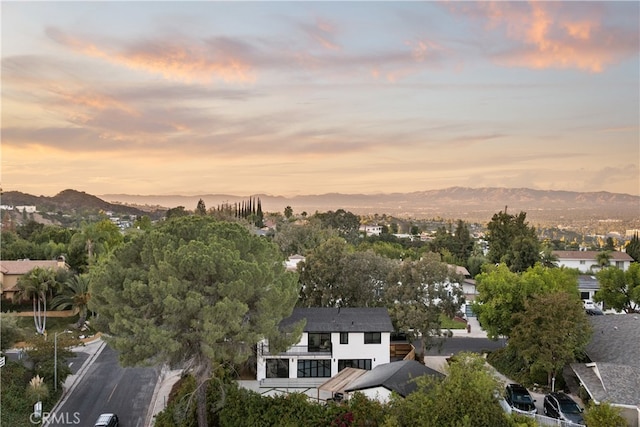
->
259, 342, 332, 357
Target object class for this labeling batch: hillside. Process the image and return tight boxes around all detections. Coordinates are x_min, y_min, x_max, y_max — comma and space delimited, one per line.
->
100, 187, 640, 225
1, 189, 150, 217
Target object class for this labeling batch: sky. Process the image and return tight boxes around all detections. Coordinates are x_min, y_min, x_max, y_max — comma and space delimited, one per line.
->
2, 1, 639, 198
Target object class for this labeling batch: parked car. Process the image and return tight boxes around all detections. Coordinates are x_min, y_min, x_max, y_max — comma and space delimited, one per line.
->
583, 300, 596, 310
543, 392, 584, 425
504, 383, 537, 416
94, 413, 119, 427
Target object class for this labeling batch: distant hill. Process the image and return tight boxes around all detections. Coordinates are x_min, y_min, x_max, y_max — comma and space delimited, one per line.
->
100, 187, 640, 224
1, 189, 150, 217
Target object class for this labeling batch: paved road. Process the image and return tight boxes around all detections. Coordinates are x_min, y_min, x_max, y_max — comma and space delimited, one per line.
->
424, 336, 506, 356
46, 345, 159, 427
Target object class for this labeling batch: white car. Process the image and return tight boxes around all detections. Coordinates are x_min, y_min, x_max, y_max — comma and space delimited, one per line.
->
583, 300, 596, 310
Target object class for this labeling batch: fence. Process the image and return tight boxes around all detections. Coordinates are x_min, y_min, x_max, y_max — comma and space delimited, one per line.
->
534, 414, 585, 427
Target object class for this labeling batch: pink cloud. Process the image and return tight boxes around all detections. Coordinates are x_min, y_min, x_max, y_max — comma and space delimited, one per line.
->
46, 27, 256, 84
447, 1, 638, 73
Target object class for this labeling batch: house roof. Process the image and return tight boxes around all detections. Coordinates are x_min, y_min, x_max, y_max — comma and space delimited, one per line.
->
318, 367, 368, 394
584, 314, 640, 368
571, 314, 640, 407
552, 251, 633, 262
344, 360, 444, 397
0, 259, 66, 275
571, 362, 640, 406
280, 307, 394, 333
577, 275, 599, 291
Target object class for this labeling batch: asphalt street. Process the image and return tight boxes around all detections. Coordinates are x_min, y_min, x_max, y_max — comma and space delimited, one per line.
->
45, 345, 159, 427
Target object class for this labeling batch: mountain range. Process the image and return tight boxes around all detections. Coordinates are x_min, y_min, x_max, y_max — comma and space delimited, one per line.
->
100, 187, 639, 224
2, 187, 638, 225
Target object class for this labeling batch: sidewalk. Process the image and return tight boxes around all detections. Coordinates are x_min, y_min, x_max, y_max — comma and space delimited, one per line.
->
449, 316, 487, 338
145, 366, 183, 426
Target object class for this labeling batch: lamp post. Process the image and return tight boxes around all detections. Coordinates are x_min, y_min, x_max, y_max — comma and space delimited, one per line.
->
54, 330, 71, 391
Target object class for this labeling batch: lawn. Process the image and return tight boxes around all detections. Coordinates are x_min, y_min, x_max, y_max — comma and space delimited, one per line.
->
440, 314, 467, 329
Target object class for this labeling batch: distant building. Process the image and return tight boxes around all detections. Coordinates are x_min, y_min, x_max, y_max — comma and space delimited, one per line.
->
360, 225, 383, 236
15, 205, 37, 213
1, 257, 70, 301
553, 250, 633, 273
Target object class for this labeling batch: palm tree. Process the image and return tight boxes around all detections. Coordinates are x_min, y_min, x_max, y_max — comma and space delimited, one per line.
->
14, 267, 57, 335
51, 274, 91, 329
539, 244, 559, 268
596, 251, 612, 269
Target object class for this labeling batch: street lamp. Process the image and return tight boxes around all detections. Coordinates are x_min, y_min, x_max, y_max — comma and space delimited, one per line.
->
54, 330, 71, 391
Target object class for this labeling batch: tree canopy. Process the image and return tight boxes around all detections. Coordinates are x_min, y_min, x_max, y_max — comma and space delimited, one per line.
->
486, 209, 540, 272
595, 263, 640, 313
473, 264, 580, 339
89, 216, 301, 427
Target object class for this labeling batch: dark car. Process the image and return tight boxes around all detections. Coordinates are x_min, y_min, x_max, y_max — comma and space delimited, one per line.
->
504, 383, 537, 416
94, 413, 119, 427
543, 392, 584, 425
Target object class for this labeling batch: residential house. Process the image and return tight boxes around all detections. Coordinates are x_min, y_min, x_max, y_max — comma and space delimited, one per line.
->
255, 307, 394, 399
342, 359, 444, 403
0, 257, 70, 301
553, 250, 633, 273
571, 314, 640, 427
359, 225, 383, 237
285, 254, 305, 272
577, 275, 602, 308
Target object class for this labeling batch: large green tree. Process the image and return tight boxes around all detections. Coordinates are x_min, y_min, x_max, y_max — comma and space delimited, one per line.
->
89, 216, 301, 427
486, 209, 540, 272
594, 263, 640, 313
385, 252, 464, 356
313, 209, 361, 244
473, 264, 580, 339
386, 352, 511, 427
625, 232, 640, 262
509, 292, 591, 386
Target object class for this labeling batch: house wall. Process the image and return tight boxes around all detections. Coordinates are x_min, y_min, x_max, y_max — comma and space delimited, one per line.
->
257, 331, 391, 381
351, 387, 392, 403
556, 258, 631, 273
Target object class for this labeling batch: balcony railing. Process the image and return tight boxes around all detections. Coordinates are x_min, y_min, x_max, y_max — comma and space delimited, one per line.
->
259, 342, 332, 356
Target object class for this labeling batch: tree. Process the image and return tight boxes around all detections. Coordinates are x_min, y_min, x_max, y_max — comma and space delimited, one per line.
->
594, 263, 640, 313
166, 205, 188, 220
509, 292, 591, 386
386, 352, 510, 427
67, 219, 124, 272
273, 217, 337, 256
313, 209, 361, 244
486, 209, 540, 272
595, 251, 612, 269
298, 237, 352, 307
50, 274, 91, 329
89, 216, 301, 427
473, 264, 580, 339
385, 252, 464, 357
539, 243, 559, 268
14, 267, 58, 334
195, 199, 207, 216
284, 205, 293, 219
583, 402, 627, 427
625, 233, 640, 262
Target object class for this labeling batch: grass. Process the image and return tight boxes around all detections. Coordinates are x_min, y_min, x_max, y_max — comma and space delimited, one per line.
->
440, 314, 467, 329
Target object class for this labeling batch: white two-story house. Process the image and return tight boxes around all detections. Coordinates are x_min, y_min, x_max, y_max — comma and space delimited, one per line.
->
553, 250, 633, 273
255, 307, 394, 398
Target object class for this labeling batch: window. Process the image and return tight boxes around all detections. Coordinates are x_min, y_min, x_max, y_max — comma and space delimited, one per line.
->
580, 291, 590, 300
297, 360, 331, 378
266, 359, 289, 378
616, 261, 624, 269
364, 332, 381, 344
338, 359, 372, 371
579, 260, 585, 265
308, 333, 331, 352
340, 332, 348, 344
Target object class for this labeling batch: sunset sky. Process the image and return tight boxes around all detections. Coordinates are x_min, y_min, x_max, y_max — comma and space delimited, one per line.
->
2, 1, 639, 197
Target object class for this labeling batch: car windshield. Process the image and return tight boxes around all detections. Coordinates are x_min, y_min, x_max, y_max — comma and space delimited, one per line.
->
560, 400, 581, 414
513, 393, 533, 403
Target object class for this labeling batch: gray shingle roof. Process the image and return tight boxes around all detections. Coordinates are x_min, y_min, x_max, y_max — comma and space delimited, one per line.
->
280, 307, 394, 333
345, 360, 444, 397
571, 314, 640, 407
